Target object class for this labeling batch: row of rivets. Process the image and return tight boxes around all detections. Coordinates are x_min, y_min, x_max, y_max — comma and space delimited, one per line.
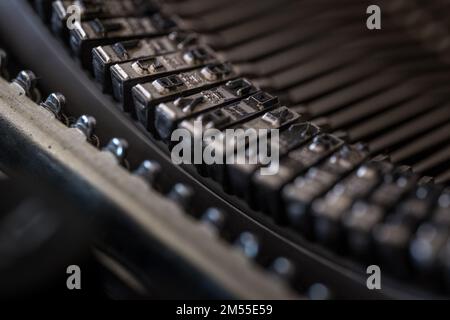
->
198, 206, 333, 299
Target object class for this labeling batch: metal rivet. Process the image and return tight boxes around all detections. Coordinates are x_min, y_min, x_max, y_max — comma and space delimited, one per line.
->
12, 70, 39, 100
167, 183, 194, 211
269, 257, 295, 280
307, 283, 332, 300
40, 93, 66, 118
72, 115, 97, 139
201, 208, 225, 231
103, 138, 129, 164
133, 160, 161, 187
235, 232, 259, 259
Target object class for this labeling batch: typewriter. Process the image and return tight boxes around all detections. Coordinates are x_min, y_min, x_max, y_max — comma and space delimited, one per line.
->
0, 0, 449, 300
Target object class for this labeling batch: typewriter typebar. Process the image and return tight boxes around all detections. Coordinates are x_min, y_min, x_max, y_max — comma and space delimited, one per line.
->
111, 46, 217, 112
177, 91, 281, 176
51, 0, 157, 39
200, 106, 303, 185
93, 32, 198, 92
228, 122, 322, 199
155, 78, 257, 141
252, 134, 345, 218
70, 15, 176, 68
179, 91, 280, 134
133, 63, 236, 132
283, 144, 369, 238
